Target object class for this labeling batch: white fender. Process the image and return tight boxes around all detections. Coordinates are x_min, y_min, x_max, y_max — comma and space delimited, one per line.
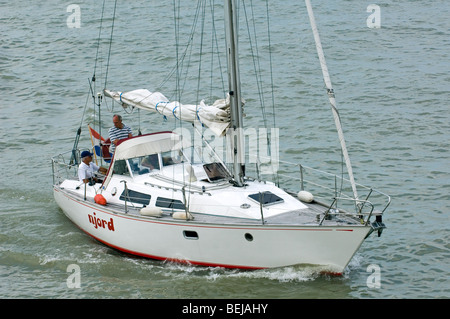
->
140, 206, 162, 217
297, 190, 314, 203
172, 211, 194, 220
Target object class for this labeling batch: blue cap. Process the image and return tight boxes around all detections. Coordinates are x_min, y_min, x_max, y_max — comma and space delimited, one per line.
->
81, 150, 93, 158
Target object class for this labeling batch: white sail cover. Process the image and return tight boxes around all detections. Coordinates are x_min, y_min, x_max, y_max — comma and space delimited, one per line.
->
104, 89, 231, 136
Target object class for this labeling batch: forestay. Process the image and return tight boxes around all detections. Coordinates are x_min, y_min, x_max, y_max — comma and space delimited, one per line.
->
305, 0, 358, 200
104, 89, 231, 136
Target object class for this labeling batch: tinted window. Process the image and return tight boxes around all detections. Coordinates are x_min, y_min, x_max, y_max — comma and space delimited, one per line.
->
155, 197, 185, 210
120, 189, 151, 205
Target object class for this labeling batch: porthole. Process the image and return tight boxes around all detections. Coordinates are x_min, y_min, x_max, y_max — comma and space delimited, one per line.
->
244, 233, 253, 242
183, 230, 199, 240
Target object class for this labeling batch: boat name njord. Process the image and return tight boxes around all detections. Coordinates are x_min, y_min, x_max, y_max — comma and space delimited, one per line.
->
88, 212, 115, 231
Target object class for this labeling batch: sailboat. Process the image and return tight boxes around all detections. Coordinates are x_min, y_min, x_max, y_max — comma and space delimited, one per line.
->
52, 0, 390, 274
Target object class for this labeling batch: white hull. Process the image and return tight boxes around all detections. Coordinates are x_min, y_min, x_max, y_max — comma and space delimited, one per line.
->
54, 186, 371, 274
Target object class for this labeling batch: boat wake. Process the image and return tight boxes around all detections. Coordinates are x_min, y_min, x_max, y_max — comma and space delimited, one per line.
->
147, 258, 361, 283
155, 252, 365, 283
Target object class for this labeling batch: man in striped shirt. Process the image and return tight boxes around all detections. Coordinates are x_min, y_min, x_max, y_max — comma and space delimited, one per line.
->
109, 114, 132, 154
109, 114, 132, 174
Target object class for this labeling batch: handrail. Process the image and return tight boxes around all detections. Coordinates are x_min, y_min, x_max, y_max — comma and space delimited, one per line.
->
250, 155, 391, 221
52, 150, 79, 185
319, 196, 375, 225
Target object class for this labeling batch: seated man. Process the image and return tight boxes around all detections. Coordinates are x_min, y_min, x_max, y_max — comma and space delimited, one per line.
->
78, 150, 107, 184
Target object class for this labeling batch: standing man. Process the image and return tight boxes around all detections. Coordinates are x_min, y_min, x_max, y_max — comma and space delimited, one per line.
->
109, 114, 133, 154
109, 114, 132, 174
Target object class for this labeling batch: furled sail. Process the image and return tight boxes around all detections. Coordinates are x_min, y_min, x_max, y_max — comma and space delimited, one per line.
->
104, 89, 231, 136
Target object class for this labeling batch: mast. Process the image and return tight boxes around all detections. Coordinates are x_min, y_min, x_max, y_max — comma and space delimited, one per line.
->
225, 0, 245, 186
305, 0, 359, 200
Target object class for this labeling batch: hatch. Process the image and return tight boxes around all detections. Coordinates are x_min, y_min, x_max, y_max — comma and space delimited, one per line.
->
247, 191, 284, 207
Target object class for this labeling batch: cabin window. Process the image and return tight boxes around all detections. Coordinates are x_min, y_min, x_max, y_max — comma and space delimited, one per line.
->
155, 197, 185, 210
140, 154, 160, 171
128, 155, 160, 176
161, 150, 185, 167
115, 160, 130, 175
120, 189, 151, 206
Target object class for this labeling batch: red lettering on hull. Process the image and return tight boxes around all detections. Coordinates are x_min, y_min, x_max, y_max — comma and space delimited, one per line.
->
88, 212, 115, 231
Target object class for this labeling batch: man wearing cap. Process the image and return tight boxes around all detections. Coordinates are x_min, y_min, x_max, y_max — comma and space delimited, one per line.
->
78, 150, 107, 184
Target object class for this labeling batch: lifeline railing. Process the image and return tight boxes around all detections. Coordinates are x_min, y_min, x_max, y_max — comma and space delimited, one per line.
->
247, 156, 391, 223
51, 150, 79, 186
52, 148, 107, 186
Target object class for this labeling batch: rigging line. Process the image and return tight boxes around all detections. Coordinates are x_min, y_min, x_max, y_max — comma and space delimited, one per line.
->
305, 0, 358, 200
209, 0, 226, 100
83, 0, 107, 141
249, 0, 266, 106
173, 0, 180, 101
264, 0, 279, 185
183, 1, 205, 207
78, 82, 92, 129
265, 0, 276, 129
209, 1, 215, 101
93, 0, 107, 81
122, 1, 202, 115
195, 0, 207, 110
172, 0, 184, 196
178, 0, 203, 99
242, 0, 268, 128
70, 80, 95, 165
172, 0, 188, 209
173, 0, 186, 104
156, 22, 194, 92
159, 0, 201, 97
251, 0, 275, 144
175, 0, 207, 209
104, 0, 118, 90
